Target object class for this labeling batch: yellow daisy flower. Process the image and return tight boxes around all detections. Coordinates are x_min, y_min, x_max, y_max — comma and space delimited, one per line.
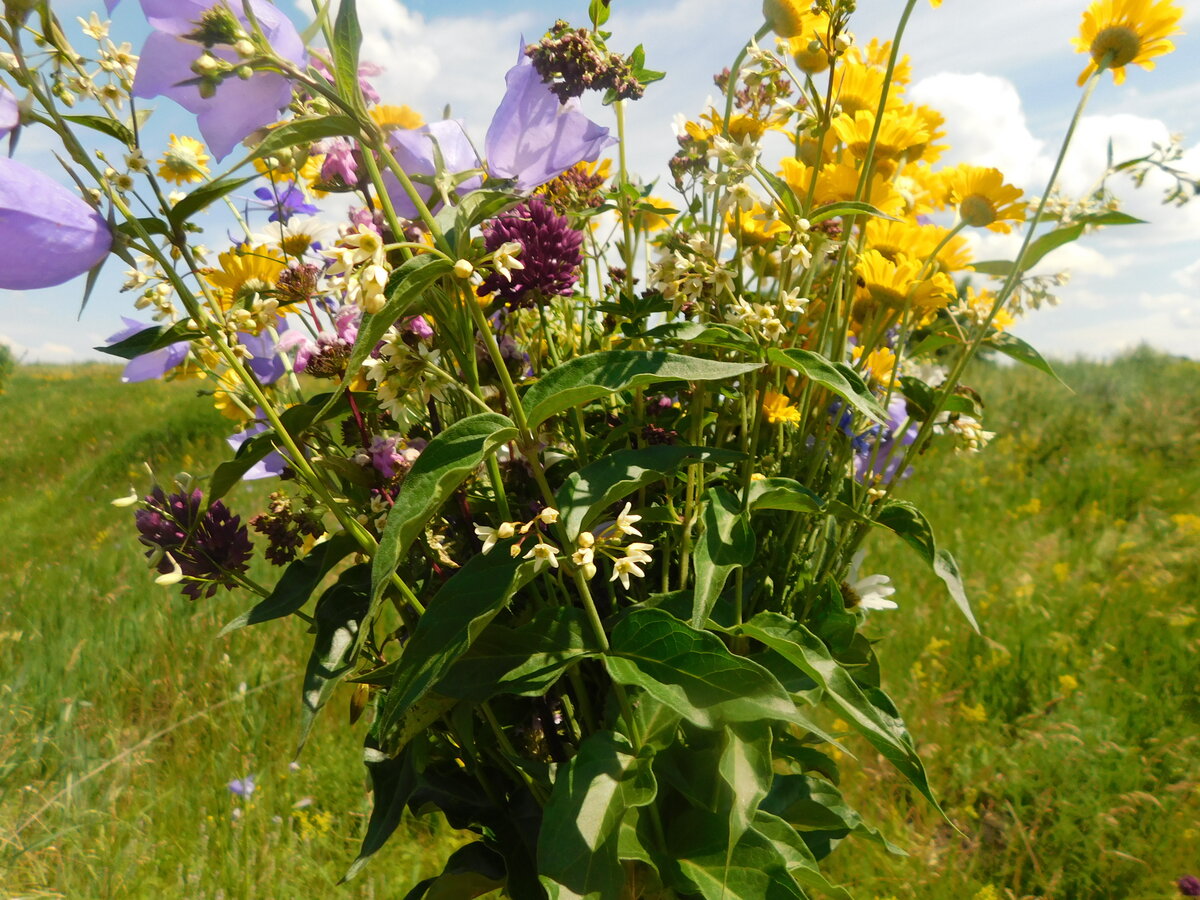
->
831, 108, 929, 165
157, 135, 210, 186
782, 11, 832, 75
1073, 0, 1184, 86
856, 249, 956, 313
852, 39, 912, 85
942, 165, 1027, 234
762, 0, 809, 37
204, 245, 287, 309
763, 391, 802, 425
831, 59, 896, 117
852, 345, 898, 385
370, 104, 425, 130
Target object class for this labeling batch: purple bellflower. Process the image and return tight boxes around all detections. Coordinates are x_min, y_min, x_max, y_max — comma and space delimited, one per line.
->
253, 183, 318, 223
0, 157, 112, 290
485, 43, 615, 192
105, 318, 189, 382
0, 86, 17, 139
238, 317, 289, 384
383, 119, 483, 221
852, 396, 918, 484
228, 420, 287, 480
130, 0, 305, 160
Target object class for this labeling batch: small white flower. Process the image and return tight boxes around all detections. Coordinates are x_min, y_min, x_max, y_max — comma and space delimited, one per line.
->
780, 289, 809, 313
491, 241, 525, 282
524, 541, 560, 572
154, 553, 185, 587
453, 259, 475, 279
847, 550, 897, 611
475, 521, 517, 554
537, 507, 560, 525
111, 487, 139, 507
610, 556, 646, 590
623, 542, 654, 563
614, 502, 642, 537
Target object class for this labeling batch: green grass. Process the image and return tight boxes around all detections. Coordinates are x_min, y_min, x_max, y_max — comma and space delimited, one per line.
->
1, 351, 1197, 899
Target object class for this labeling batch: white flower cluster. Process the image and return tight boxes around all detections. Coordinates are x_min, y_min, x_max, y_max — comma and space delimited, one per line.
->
647, 236, 735, 312
725, 288, 808, 344
475, 503, 655, 590
325, 225, 390, 314
362, 330, 448, 427
945, 415, 995, 453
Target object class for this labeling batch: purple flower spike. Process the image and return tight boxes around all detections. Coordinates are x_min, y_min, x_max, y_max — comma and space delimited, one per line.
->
0, 157, 111, 290
131, 0, 306, 161
478, 197, 583, 308
0, 86, 18, 139
106, 317, 190, 383
485, 43, 615, 192
1179, 876, 1200, 897
383, 119, 482, 221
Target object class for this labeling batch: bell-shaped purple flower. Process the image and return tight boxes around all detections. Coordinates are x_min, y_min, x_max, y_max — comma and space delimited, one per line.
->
485, 44, 615, 192
131, 0, 306, 160
228, 421, 287, 480
0, 86, 18, 139
852, 396, 918, 484
106, 317, 189, 382
383, 119, 483, 221
0, 157, 112, 290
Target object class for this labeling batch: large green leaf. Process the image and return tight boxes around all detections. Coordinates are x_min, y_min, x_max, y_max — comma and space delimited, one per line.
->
767, 348, 887, 424
637, 321, 759, 353
96, 321, 201, 360
369, 411, 517, 612
538, 731, 657, 900
342, 738, 418, 883
739, 613, 939, 808
297, 565, 371, 753
985, 331, 1069, 389
747, 477, 824, 514
752, 811, 853, 899
331, 0, 366, 114
874, 500, 977, 631
691, 487, 754, 628
521, 351, 763, 430
761, 773, 903, 857
435, 607, 598, 701
317, 253, 453, 421
402, 842, 508, 900
375, 549, 536, 752
168, 175, 257, 229
219, 533, 358, 635
556, 445, 740, 540
672, 812, 810, 900
720, 722, 774, 858
251, 115, 359, 161
606, 609, 798, 729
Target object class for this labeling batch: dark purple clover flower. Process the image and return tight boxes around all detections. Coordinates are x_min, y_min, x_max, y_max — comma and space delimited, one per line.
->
1179, 876, 1200, 897
478, 196, 583, 309
134, 488, 253, 599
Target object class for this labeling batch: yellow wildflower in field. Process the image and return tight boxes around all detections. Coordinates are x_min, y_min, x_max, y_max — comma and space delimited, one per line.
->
204, 245, 287, 310
960, 702, 988, 724
762, 0, 809, 37
1170, 512, 1200, 536
763, 391, 802, 425
852, 345, 898, 385
1059, 674, 1080, 695
855, 249, 956, 313
831, 108, 929, 167
1073, 0, 1184, 86
157, 134, 209, 186
943, 165, 1027, 233
973, 886, 1000, 900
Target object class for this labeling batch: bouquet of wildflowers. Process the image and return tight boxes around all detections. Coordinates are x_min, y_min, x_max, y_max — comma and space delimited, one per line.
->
1, 0, 1189, 895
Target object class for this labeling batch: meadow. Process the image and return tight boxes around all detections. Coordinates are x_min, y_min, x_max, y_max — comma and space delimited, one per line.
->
1, 351, 1196, 899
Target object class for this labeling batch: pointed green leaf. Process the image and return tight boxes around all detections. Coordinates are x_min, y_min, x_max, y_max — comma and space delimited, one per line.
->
673, 813, 811, 900
220, 533, 358, 635
556, 445, 741, 540
96, 321, 201, 360
168, 175, 257, 228
342, 738, 418, 883
740, 612, 939, 807
768, 348, 887, 424
720, 722, 774, 855
747, 477, 823, 513
985, 330, 1069, 389
250, 115, 359, 160
752, 811, 853, 899
375, 548, 536, 752
63, 113, 134, 146
538, 731, 657, 900
331, 0, 366, 113
874, 500, 978, 631
521, 351, 763, 429
691, 486, 754, 628
369, 411, 518, 612
607, 609, 799, 729
809, 199, 899, 224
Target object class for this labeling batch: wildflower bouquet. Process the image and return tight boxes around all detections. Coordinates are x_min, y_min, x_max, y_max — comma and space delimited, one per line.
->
1, 0, 1188, 895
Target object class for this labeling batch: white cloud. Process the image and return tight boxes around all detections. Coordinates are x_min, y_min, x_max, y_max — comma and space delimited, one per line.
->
1174, 258, 1200, 290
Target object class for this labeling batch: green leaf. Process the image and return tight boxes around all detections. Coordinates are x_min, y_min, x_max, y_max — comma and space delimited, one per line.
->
375, 549, 536, 752
809, 199, 899, 224
755, 163, 801, 217
403, 842, 508, 900
208, 436, 275, 504
168, 175, 257, 229
691, 487, 754, 628
747, 477, 823, 514
762, 773, 903, 856
521, 351, 763, 430
435, 607, 598, 701
752, 811, 853, 899
975, 210, 1145, 277
441, 190, 520, 248
369, 411, 518, 613
63, 113, 134, 146
331, 0, 366, 114
95, 321, 201, 360
588, 0, 611, 27
638, 321, 760, 353
985, 331, 1069, 389
297, 565, 371, 753
673, 813, 810, 900
251, 115, 359, 160
874, 500, 978, 631
767, 348, 888, 424
555, 445, 740, 539
607, 609, 798, 729
740, 612, 939, 808
538, 731, 657, 900
219, 533, 358, 635
317, 254, 452, 422
342, 738, 418, 883
720, 722, 774, 856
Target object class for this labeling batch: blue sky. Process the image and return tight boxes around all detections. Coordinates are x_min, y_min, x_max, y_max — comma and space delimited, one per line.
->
3, 0, 1197, 362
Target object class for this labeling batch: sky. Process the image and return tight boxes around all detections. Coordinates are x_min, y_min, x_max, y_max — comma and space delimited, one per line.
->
2, 0, 1198, 363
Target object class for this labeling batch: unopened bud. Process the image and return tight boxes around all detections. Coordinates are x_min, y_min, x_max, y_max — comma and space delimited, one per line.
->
453, 259, 474, 279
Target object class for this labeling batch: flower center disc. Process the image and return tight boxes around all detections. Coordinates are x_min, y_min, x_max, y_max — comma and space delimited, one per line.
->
959, 194, 997, 228
1091, 25, 1141, 69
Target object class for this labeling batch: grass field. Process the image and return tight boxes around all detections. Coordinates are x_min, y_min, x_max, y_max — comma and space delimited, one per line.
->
1, 351, 1197, 899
